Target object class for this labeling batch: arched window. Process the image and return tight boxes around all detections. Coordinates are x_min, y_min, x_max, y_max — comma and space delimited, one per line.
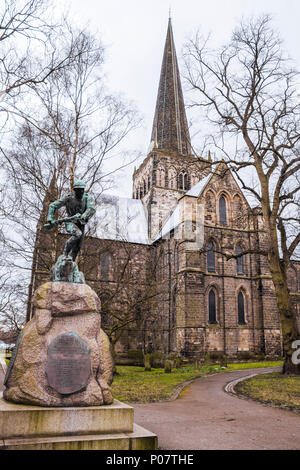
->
207, 241, 216, 273
140, 185, 144, 198
238, 291, 246, 325
148, 175, 151, 191
208, 289, 217, 324
184, 173, 191, 190
178, 173, 183, 190
219, 196, 227, 225
178, 172, 190, 191
143, 179, 147, 195
236, 244, 244, 275
100, 253, 111, 281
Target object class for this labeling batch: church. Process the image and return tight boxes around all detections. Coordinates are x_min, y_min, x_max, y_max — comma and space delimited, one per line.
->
34, 19, 300, 363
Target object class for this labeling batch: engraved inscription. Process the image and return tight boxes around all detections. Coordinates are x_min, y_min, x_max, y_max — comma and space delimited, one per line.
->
46, 332, 90, 395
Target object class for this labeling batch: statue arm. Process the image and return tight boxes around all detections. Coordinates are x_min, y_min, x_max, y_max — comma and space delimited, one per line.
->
80, 194, 96, 222
47, 196, 67, 223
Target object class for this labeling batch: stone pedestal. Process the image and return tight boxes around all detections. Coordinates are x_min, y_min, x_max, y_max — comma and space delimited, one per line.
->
1, 281, 157, 449
4, 282, 113, 407
0, 394, 157, 450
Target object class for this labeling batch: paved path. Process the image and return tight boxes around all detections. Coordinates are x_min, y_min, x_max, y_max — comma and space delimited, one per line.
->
133, 367, 300, 450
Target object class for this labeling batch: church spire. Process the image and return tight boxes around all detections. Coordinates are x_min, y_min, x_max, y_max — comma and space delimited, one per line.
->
150, 18, 191, 156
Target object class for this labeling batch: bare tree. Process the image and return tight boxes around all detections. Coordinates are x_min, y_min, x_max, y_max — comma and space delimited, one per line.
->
0, 280, 26, 343
184, 15, 300, 373
2, 25, 140, 262
0, 0, 84, 123
0, 23, 141, 330
79, 239, 160, 370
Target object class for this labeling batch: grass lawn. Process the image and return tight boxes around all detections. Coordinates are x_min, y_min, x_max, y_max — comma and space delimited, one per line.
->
235, 372, 300, 411
111, 361, 283, 403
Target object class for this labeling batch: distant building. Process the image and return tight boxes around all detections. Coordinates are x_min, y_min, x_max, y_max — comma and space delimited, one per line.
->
33, 19, 300, 362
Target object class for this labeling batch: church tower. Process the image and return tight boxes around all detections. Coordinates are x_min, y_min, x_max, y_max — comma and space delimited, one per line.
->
133, 18, 204, 239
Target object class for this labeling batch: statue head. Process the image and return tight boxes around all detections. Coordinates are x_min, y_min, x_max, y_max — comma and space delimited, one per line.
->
73, 180, 85, 199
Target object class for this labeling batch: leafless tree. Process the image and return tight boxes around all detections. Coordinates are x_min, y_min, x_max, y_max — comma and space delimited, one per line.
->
2, 25, 140, 266
0, 280, 26, 343
0, 13, 141, 333
0, 1, 84, 126
78, 238, 161, 370
184, 15, 300, 373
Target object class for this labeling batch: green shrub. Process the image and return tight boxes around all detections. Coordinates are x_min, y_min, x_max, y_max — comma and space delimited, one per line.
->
220, 355, 228, 367
237, 351, 255, 361
166, 352, 182, 368
150, 351, 165, 368
205, 351, 225, 364
164, 360, 172, 373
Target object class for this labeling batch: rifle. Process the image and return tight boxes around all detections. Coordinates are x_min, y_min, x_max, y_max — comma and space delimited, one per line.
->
44, 213, 86, 230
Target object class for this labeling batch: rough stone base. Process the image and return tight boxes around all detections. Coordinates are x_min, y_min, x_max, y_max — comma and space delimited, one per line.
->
0, 394, 157, 450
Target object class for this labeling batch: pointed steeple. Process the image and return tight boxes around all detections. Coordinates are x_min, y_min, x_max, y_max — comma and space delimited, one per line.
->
150, 18, 191, 156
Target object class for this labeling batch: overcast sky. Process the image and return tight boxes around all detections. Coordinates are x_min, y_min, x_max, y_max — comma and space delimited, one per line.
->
66, 0, 300, 197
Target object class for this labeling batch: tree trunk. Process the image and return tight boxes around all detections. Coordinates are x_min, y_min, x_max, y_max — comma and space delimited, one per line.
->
268, 249, 300, 375
109, 338, 119, 376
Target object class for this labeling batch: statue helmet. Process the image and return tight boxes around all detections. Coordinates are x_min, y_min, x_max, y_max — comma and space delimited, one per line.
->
73, 180, 86, 190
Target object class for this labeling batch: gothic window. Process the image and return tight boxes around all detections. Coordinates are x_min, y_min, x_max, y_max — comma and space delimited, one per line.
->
140, 185, 144, 198
219, 196, 227, 225
135, 189, 138, 199
238, 291, 246, 325
144, 179, 147, 195
236, 244, 244, 275
184, 173, 191, 190
148, 175, 151, 191
178, 172, 190, 191
178, 173, 183, 190
208, 289, 217, 324
100, 252, 112, 281
207, 240, 216, 273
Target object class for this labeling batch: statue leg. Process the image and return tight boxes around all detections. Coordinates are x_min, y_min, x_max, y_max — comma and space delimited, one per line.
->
63, 223, 84, 260
70, 232, 84, 261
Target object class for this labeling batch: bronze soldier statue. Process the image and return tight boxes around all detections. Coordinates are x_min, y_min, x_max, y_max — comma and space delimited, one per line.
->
46, 180, 96, 261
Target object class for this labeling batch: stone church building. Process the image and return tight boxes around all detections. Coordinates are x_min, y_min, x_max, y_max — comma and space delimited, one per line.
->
33, 19, 300, 362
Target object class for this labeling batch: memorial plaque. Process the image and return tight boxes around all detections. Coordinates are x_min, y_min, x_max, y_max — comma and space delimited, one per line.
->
4, 331, 23, 387
46, 332, 91, 395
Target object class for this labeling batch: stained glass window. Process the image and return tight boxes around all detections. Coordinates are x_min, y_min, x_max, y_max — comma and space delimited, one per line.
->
178, 173, 183, 190
219, 196, 227, 225
207, 241, 216, 272
209, 289, 217, 324
238, 291, 246, 325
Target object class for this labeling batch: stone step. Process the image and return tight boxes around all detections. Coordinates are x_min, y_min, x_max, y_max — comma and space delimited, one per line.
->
0, 423, 157, 450
0, 396, 134, 439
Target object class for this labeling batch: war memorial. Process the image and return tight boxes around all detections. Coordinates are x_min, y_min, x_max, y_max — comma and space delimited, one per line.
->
0, 181, 157, 450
